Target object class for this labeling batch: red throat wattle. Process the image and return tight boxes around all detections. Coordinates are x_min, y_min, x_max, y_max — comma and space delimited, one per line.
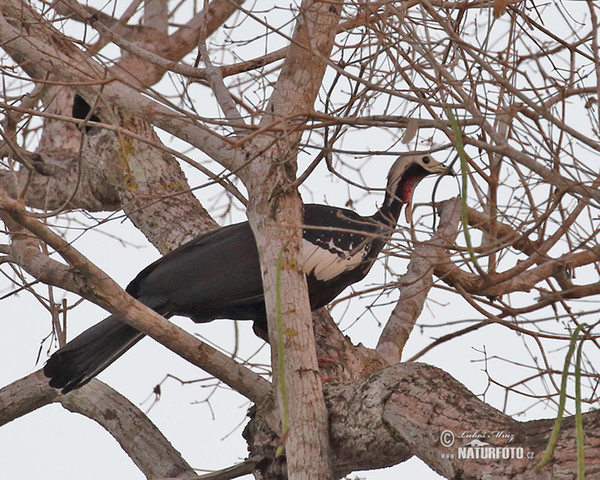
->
399, 175, 419, 204
398, 167, 427, 222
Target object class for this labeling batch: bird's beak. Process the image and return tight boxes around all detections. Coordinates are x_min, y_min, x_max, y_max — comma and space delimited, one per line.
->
443, 165, 456, 177
424, 159, 453, 177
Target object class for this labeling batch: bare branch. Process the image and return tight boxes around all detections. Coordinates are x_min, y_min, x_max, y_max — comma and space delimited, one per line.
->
0, 3, 239, 171
435, 243, 600, 299
238, 2, 345, 479
0, 370, 198, 479
376, 197, 462, 363
197, 42, 247, 132
380, 363, 600, 479
155, 455, 265, 480
0, 187, 272, 404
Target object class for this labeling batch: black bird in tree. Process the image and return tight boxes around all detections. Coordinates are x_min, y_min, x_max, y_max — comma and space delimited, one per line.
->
44, 155, 449, 393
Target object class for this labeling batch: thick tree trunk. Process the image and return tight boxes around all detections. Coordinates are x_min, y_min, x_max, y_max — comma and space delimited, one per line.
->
238, 2, 344, 478
245, 360, 600, 480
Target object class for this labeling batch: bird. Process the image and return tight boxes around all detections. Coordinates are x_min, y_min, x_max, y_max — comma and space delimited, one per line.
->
44, 155, 450, 393
71, 94, 101, 132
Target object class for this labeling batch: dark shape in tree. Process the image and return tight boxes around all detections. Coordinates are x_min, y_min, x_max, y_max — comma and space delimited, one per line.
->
44, 155, 449, 393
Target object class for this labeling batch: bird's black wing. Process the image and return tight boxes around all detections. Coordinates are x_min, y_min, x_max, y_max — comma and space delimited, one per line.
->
126, 221, 266, 324
44, 222, 266, 393
303, 203, 380, 250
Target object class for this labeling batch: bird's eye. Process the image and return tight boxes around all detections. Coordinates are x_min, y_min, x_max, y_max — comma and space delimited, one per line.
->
422, 156, 431, 164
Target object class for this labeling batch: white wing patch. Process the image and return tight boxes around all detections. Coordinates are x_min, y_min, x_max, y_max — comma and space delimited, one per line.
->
301, 238, 370, 282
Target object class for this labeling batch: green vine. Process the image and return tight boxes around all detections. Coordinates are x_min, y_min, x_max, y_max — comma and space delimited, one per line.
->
445, 108, 483, 274
538, 323, 586, 473
575, 337, 585, 479
275, 247, 289, 457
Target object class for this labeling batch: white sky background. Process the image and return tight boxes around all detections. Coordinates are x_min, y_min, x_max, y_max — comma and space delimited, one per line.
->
0, 1, 598, 479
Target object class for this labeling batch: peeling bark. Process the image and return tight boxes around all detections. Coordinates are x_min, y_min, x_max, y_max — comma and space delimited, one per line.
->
246, 362, 600, 479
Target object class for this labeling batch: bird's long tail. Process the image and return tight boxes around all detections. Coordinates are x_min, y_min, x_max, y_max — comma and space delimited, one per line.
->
43, 315, 144, 393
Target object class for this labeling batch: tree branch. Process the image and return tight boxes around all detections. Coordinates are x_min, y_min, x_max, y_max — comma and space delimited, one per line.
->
249, 362, 600, 479
380, 363, 600, 479
435, 243, 600, 299
0, 3, 239, 172
197, 42, 247, 132
0, 187, 272, 405
0, 370, 199, 479
376, 197, 462, 363
238, 2, 344, 479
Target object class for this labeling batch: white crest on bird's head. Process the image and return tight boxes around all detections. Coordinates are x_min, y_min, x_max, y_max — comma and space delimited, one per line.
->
385, 154, 450, 221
